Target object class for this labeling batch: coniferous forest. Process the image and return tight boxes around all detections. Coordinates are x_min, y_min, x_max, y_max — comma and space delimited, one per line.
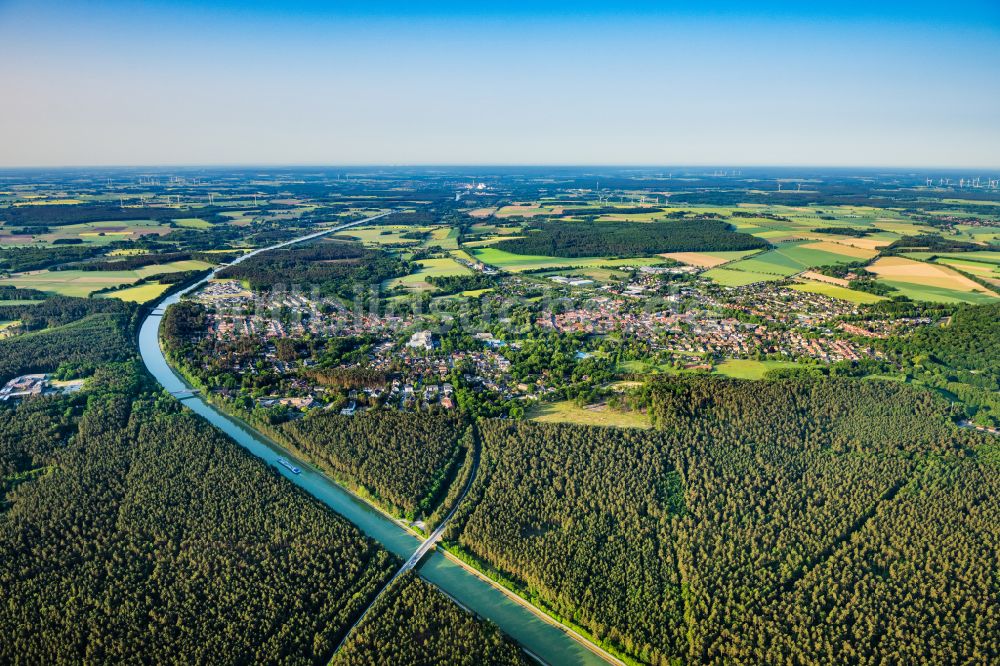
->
446, 378, 1000, 665
0, 365, 401, 665
333, 573, 530, 666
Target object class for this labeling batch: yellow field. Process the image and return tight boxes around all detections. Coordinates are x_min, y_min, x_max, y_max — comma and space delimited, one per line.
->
868, 256, 985, 292
100, 282, 171, 303
791, 281, 887, 304
467, 207, 497, 218
660, 252, 729, 268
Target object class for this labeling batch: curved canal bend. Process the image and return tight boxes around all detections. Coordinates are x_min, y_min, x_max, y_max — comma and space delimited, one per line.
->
137, 214, 613, 666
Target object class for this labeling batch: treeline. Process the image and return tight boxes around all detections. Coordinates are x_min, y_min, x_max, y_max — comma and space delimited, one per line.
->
426, 273, 496, 295
495, 220, 768, 258
277, 411, 466, 519
71, 250, 226, 271
0, 245, 104, 273
812, 226, 872, 237
0, 203, 198, 227
0, 295, 136, 331
0, 285, 47, 301
334, 573, 529, 666
217, 240, 409, 299
0, 363, 399, 665
447, 376, 997, 665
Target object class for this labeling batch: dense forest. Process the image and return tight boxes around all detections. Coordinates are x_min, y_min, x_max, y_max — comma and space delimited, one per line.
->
216, 239, 409, 298
0, 312, 135, 383
0, 362, 400, 665
495, 220, 768, 258
0, 295, 136, 331
333, 573, 529, 666
277, 412, 466, 519
882, 302, 1000, 426
447, 377, 998, 665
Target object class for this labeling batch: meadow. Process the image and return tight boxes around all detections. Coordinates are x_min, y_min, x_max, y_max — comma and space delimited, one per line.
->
528, 400, 651, 429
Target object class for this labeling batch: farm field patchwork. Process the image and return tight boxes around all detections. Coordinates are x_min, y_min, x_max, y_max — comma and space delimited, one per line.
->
868, 256, 995, 293
0, 259, 213, 297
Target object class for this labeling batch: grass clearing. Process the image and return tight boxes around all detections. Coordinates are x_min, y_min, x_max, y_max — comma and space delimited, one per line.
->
528, 400, 650, 429
713, 359, 804, 380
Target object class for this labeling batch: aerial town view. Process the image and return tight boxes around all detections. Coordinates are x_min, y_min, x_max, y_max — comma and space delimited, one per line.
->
1, 2, 998, 666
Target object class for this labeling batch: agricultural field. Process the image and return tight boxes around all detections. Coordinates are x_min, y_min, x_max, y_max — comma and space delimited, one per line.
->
495, 204, 552, 218
0, 259, 212, 297
660, 249, 761, 267
172, 217, 213, 229
701, 266, 783, 286
472, 247, 663, 272
0, 219, 175, 246
868, 256, 999, 304
528, 400, 651, 429
337, 225, 423, 246
724, 241, 868, 277
790, 281, 887, 304
99, 282, 172, 303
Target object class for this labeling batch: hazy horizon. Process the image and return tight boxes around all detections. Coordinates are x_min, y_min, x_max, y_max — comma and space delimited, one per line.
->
2, 0, 998, 168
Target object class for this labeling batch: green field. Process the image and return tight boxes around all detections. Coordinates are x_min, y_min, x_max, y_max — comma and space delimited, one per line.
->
725, 242, 861, 277
702, 267, 783, 286
0, 260, 212, 297
387, 257, 471, 291
791, 281, 887, 304
528, 400, 651, 429
472, 247, 663, 272
713, 358, 804, 380
878, 280, 998, 304
172, 217, 213, 229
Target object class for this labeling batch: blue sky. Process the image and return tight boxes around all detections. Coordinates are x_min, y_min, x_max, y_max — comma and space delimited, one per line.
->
1, 1, 998, 167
